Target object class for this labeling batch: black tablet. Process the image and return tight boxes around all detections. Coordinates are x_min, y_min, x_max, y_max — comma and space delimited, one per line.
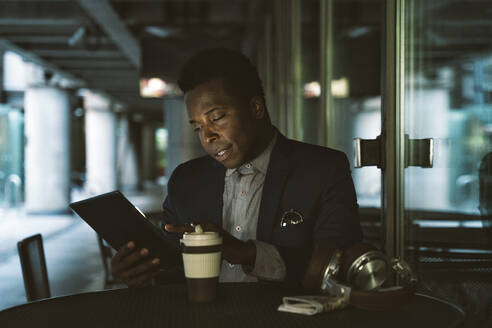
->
69, 190, 181, 266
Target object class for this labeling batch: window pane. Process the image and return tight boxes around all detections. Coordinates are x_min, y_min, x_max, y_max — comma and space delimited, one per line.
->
330, 0, 383, 212
403, 1, 492, 325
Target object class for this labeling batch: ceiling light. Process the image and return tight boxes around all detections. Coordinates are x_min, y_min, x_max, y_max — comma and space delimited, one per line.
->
68, 26, 86, 47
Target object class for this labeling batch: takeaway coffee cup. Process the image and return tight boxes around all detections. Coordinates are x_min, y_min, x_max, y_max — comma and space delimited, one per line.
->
180, 226, 222, 302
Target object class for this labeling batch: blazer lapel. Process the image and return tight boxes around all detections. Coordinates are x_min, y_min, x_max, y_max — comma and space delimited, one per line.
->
257, 133, 291, 242
210, 158, 226, 227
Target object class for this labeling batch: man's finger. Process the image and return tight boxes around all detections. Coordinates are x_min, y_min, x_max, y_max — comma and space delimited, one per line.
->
111, 241, 135, 265
126, 267, 162, 287
112, 247, 150, 275
164, 224, 194, 233
120, 258, 161, 280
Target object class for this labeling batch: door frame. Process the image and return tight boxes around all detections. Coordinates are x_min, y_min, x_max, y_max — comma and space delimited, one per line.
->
382, 0, 406, 258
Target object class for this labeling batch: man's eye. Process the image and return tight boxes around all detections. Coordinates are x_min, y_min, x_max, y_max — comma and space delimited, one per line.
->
212, 114, 225, 122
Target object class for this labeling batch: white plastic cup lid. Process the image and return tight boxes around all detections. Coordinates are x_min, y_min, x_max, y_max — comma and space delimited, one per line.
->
181, 231, 222, 246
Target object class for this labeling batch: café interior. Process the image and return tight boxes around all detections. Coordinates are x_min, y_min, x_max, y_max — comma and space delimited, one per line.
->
0, 0, 491, 327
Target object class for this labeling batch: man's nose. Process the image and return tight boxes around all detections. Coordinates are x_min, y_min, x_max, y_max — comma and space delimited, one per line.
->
202, 126, 218, 144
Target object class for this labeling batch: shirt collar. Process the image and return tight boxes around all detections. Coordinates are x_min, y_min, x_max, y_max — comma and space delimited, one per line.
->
225, 131, 277, 177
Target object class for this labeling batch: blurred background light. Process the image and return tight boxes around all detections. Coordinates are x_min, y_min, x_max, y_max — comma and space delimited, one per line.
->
139, 78, 182, 98
331, 77, 349, 98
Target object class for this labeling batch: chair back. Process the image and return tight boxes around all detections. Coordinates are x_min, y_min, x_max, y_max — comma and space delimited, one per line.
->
17, 234, 51, 301
97, 234, 118, 288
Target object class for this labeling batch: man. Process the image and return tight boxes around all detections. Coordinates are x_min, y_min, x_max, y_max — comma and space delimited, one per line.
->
111, 48, 363, 288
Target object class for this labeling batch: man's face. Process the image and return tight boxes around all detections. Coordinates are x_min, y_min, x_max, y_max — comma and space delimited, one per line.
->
185, 79, 262, 169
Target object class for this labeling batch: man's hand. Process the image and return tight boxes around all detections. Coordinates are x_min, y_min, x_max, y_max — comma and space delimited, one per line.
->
110, 241, 162, 288
164, 223, 256, 266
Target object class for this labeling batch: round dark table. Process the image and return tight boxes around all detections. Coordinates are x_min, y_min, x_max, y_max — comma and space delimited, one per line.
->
0, 283, 464, 328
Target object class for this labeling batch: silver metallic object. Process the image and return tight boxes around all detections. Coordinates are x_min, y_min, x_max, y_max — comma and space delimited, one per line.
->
346, 250, 390, 291
317, 247, 416, 295
320, 249, 351, 302
391, 258, 417, 285
320, 250, 342, 295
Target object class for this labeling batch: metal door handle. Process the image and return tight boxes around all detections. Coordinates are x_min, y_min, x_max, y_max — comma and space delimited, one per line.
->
407, 136, 433, 168
354, 134, 434, 168
354, 136, 383, 168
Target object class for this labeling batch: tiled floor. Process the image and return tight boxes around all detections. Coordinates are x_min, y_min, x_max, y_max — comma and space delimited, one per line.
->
0, 210, 75, 262
0, 213, 108, 311
0, 188, 165, 311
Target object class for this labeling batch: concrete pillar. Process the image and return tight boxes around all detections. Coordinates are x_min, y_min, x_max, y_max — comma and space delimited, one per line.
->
118, 115, 141, 191
164, 98, 204, 181
141, 123, 157, 183
25, 86, 71, 213
0, 50, 4, 103
84, 92, 117, 194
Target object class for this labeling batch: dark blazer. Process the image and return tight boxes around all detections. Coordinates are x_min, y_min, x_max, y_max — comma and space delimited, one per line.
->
161, 131, 363, 285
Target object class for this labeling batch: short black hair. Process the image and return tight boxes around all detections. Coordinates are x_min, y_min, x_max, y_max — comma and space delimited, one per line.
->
178, 48, 265, 106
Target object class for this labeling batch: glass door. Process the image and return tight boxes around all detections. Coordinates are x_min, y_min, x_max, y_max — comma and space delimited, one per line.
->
320, 0, 385, 248
266, 0, 385, 249
349, 1, 492, 323
400, 0, 492, 325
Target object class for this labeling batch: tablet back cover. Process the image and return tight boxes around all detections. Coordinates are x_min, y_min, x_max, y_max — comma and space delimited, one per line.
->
70, 191, 181, 267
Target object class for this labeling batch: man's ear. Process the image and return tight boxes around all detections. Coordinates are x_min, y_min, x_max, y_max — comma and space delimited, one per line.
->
250, 96, 265, 119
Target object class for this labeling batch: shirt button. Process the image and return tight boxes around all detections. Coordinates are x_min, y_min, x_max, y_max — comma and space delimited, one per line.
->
240, 190, 246, 196
235, 226, 242, 232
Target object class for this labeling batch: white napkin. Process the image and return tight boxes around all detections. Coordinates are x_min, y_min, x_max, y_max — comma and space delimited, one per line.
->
277, 292, 350, 315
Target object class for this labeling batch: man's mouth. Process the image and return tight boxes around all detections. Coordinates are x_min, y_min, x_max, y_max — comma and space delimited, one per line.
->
214, 145, 232, 162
